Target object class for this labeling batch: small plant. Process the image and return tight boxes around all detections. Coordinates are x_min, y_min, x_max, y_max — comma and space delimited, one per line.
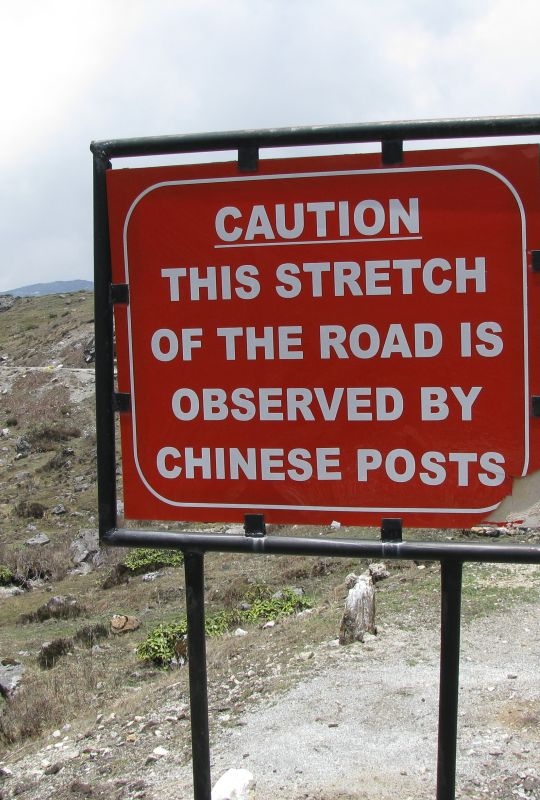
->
243, 588, 311, 623
137, 588, 312, 666
123, 548, 184, 574
136, 620, 188, 666
0, 565, 14, 585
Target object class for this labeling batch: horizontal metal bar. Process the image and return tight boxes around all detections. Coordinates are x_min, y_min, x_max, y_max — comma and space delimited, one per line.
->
101, 528, 540, 564
90, 114, 540, 160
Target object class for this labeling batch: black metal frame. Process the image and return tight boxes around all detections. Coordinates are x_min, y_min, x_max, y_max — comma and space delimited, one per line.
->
91, 115, 540, 800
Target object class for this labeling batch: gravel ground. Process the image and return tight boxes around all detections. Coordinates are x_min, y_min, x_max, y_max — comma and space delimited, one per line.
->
1, 573, 538, 800
160, 596, 540, 800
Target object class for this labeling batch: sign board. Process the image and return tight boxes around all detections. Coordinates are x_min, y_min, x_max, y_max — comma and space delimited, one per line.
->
106, 145, 540, 526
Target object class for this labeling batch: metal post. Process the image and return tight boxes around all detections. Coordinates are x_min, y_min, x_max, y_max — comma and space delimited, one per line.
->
436, 560, 463, 800
184, 551, 212, 800
92, 150, 117, 537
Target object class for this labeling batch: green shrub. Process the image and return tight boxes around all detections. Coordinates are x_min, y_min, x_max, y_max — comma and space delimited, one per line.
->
123, 548, 184, 574
243, 589, 310, 623
0, 565, 14, 585
136, 621, 188, 666
137, 588, 312, 666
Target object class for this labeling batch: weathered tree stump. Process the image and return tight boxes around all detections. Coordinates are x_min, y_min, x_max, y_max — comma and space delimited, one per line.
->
339, 571, 376, 644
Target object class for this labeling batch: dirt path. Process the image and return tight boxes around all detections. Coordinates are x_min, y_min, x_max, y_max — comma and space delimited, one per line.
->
157, 597, 540, 800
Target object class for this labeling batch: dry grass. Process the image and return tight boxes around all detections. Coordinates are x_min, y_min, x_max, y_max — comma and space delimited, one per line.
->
1, 294, 539, 767
0, 649, 125, 745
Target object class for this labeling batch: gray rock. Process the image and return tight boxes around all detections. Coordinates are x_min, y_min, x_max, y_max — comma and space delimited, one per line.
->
70, 528, 104, 570
0, 585, 24, 597
212, 768, 255, 800
0, 765, 14, 778
69, 780, 93, 796
0, 658, 25, 697
25, 532, 50, 546
15, 436, 31, 455
19, 595, 84, 624
368, 562, 390, 582
69, 562, 93, 576
142, 571, 162, 582
44, 763, 63, 775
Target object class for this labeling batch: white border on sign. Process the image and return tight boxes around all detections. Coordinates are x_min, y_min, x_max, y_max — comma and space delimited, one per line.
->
120, 163, 529, 516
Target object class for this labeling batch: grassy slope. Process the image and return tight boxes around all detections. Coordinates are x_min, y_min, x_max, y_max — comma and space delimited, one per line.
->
0, 293, 538, 763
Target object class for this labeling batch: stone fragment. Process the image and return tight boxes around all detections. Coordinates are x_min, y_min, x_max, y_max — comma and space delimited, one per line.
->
110, 615, 141, 634
298, 650, 314, 661
142, 571, 161, 582
38, 595, 84, 621
25, 532, 50, 546
225, 525, 245, 535
0, 659, 25, 698
15, 436, 30, 455
211, 768, 255, 800
70, 781, 93, 796
44, 763, 63, 775
70, 529, 104, 571
368, 562, 390, 582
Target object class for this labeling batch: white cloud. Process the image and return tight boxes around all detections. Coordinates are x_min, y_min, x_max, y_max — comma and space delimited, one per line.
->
0, 2, 144, 164
1, 0, 540, 291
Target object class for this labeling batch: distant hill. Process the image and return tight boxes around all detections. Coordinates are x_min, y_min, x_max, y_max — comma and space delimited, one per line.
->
2, 279, 94, 297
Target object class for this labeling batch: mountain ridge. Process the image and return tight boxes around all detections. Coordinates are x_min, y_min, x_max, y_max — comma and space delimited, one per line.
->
1, 279, 94, 297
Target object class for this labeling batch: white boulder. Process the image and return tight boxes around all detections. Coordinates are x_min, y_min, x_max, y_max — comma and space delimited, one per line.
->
211, 768, 255, 800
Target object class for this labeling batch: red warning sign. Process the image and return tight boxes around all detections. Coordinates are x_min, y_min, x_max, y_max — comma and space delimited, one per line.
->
106, 145, 540, 526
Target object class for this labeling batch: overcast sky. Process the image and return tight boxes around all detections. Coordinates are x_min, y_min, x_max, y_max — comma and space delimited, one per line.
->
2, 0, 540, 292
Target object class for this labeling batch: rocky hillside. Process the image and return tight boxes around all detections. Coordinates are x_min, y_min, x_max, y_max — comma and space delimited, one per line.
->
0, 291, 97, 559
0, 291, 364, 797
2, 281, 94, 298
0, 293, 539, 800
